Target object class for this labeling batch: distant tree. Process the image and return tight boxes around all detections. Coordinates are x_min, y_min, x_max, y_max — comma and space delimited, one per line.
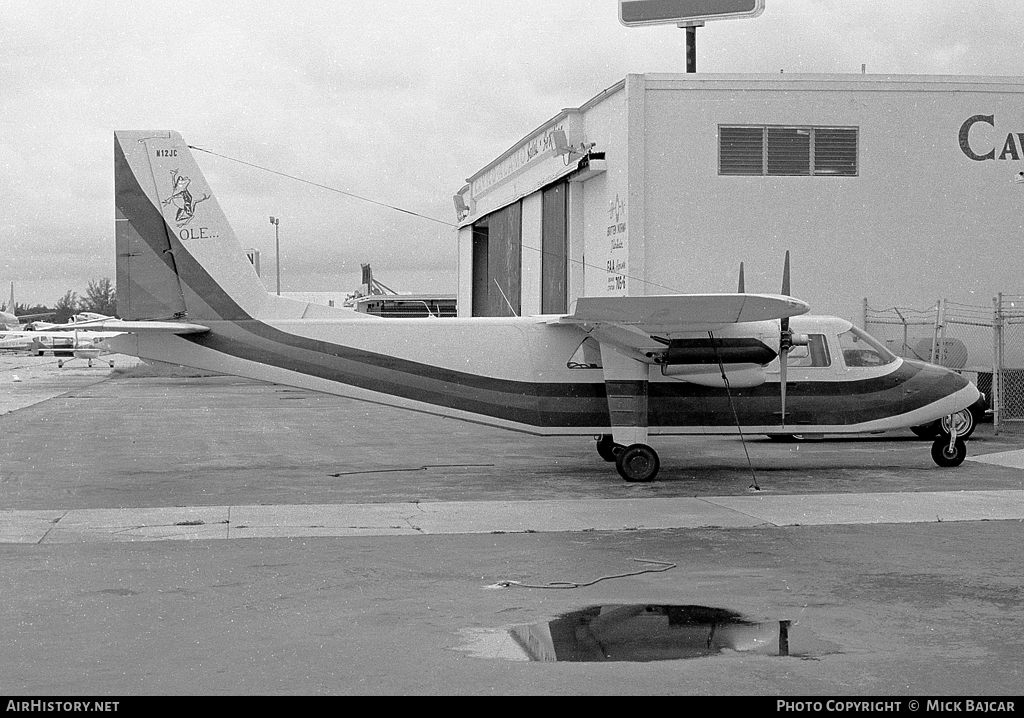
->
53, 290, 80, 324
81, 278, 116, 316
17, 302, 54, 316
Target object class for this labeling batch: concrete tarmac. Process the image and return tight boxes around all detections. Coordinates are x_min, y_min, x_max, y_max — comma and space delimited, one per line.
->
1, 355, 1023, 696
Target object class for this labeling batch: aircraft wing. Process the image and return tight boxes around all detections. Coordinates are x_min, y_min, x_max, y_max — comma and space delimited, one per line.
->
558, 293, 808, 333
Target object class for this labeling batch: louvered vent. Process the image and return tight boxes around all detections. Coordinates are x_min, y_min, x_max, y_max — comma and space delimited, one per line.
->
719, 125, 858, 177
814, 128, 858, 176
719, 126, 764, 175
767, 128, 811, 175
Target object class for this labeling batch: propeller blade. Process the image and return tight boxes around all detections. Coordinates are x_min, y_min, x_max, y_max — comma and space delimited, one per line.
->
737, 262, 745, 293
779, 251, 792, 428
780, 250, 792, 347
782, 250, 791, 296
779, 349, 787, 429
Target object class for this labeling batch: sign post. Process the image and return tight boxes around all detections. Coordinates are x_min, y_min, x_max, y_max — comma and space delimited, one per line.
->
685, 24, 698, 72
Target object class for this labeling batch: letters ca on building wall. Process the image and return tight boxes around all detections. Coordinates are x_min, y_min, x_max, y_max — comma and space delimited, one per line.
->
959, 114, 1024, 162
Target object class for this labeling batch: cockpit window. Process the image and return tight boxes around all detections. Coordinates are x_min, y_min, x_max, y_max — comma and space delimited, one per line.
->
787, 334, 831, 367
839, 327, 897, 368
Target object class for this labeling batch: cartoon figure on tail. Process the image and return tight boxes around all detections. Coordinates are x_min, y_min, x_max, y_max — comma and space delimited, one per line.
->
161, 168, 210, 226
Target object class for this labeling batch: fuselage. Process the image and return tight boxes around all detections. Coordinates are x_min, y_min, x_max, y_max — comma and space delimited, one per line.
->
104, 312, 978, 437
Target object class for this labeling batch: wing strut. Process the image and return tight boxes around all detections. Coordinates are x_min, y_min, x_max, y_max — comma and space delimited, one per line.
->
709, 331, 760, 491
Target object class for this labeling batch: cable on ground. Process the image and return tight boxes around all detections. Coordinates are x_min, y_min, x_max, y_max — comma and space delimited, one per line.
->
485, 558, 676, 590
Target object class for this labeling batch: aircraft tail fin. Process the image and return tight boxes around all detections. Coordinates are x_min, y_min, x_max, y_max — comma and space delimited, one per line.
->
1, 283, 16, 329
114, 131, 270, 322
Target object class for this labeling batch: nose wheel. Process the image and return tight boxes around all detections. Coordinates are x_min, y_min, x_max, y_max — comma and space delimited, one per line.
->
931, 436, 967, 467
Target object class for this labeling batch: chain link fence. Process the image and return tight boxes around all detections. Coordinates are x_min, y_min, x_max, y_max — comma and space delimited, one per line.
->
864, 295, 1024, 432
993, 294, 1024, 429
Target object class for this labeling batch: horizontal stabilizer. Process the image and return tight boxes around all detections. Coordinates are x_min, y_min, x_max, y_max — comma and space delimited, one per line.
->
36, 320, 210, 335
561, 293, 809, 328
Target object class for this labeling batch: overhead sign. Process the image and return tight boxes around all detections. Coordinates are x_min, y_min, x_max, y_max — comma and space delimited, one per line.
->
619, 0, 765, 26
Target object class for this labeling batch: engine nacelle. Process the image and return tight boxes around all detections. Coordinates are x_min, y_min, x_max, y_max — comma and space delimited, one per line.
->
661, 363, 767, 388
661, 337, 777, 365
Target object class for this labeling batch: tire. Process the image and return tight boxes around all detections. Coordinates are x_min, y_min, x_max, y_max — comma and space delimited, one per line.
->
596, 434, 624, 462
615, 444, 660, 482
939, 408, 976, 440
931, 437, 967, 467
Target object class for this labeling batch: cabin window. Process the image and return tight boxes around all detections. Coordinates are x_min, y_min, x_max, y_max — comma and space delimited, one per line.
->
719, 126, 858, 177
838, 327, 897, 367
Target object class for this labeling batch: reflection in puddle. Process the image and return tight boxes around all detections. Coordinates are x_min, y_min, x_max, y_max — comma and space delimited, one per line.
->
460, 605, 838, 662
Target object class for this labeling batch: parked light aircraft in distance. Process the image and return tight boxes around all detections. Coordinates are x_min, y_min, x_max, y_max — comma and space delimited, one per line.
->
1, 284, 54, 331
30, 312, 114, 330
0, 330, 118, 367
89, 130, 980, 482
0, 312, 122, 367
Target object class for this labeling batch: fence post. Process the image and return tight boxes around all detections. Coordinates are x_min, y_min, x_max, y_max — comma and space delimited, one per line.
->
895, 308, 908, 358
939, 299, 949, 366
993, 294, 1003, 434
930, 300, 942, 364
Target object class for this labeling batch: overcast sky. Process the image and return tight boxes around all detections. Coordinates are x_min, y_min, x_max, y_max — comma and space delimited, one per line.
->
1, 0, 1020, 308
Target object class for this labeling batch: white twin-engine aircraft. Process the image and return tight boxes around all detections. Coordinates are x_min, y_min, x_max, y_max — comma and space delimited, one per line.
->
91, 130, 979, 482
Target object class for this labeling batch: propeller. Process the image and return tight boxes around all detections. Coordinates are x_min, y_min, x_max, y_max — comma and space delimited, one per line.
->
778, 251, 808, 429
737, 262, 745, 293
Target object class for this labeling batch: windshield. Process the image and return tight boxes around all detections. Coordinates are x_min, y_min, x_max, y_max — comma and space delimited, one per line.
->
838, 326, 897, 368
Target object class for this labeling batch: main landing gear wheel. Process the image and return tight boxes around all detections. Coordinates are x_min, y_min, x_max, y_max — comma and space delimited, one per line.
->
912, 408, 977, 441
596, 434, 625, 462
615, 444, 660, 483
940, 409, 976, 441
931, 437, 967, 467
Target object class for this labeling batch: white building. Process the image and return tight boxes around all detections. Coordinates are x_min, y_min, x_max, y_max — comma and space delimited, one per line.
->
454, 73, 1024, 322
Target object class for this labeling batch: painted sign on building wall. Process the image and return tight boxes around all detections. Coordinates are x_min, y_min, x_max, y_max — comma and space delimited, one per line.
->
606, 192, 628, 295
471, 124, 566, 196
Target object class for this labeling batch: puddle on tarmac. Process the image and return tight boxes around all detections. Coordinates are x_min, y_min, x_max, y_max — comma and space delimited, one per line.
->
458, 604, 840, 662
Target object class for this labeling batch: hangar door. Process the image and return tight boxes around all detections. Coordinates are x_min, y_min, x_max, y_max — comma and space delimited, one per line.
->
471, 201, 522, 317
541, 181, 568, 314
